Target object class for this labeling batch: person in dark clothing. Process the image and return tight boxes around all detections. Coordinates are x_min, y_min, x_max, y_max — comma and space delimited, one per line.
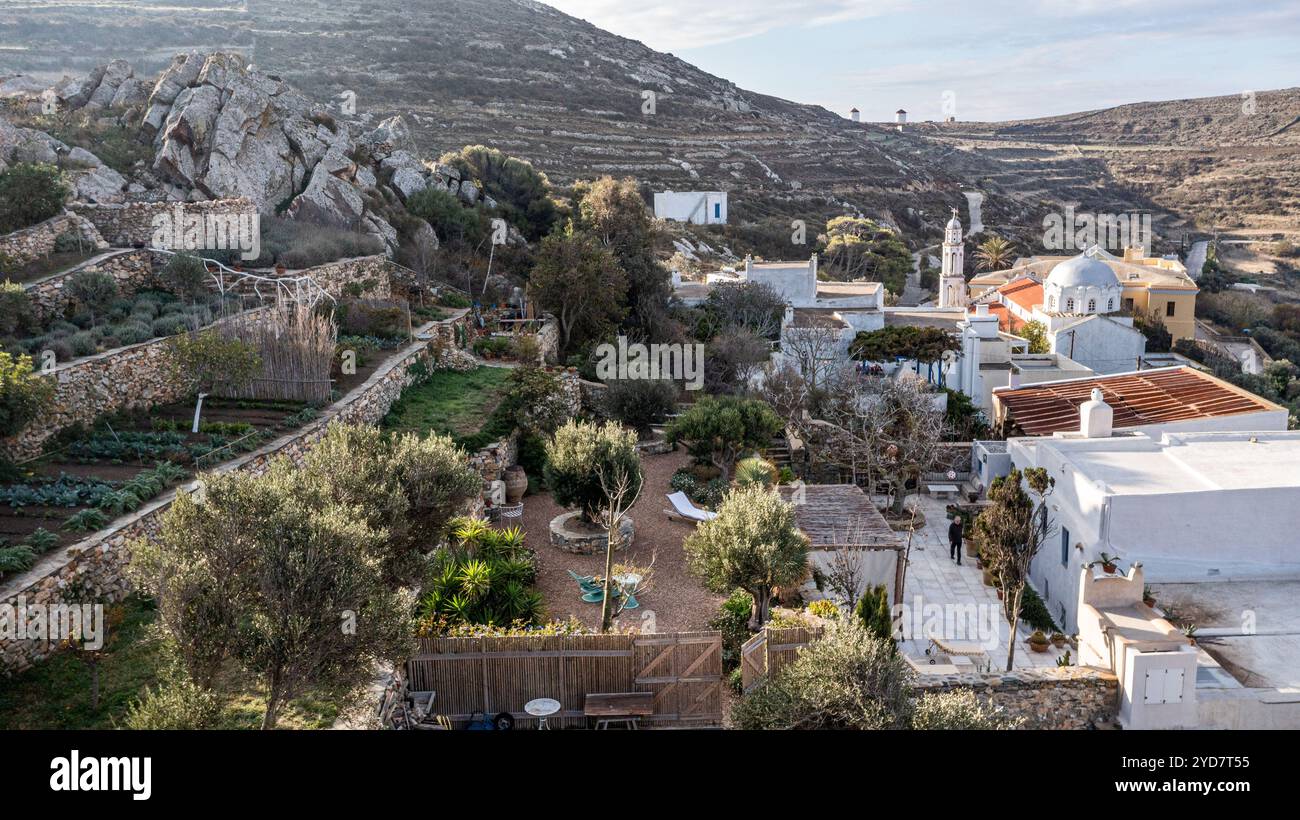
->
948, 517, 964, 564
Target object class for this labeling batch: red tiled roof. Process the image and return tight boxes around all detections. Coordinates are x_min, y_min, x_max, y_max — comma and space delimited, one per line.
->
981, 303, 1025, 332
1000, 279, 1042, 312
993, 367, 1282, 436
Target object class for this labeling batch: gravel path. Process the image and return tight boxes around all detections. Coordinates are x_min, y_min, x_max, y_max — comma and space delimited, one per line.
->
519, 448, 726, 633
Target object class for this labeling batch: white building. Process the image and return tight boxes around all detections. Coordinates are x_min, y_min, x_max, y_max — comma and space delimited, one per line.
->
968, 246, 1147, 375
938, 209, 967, 309
1007, 415, 1300, 634
895, 108, 907, 124
653, 190, 727, 225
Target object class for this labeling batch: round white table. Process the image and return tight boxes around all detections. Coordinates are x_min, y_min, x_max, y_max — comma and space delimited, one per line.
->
614, 573, 642, 590
524, 697, 561, 730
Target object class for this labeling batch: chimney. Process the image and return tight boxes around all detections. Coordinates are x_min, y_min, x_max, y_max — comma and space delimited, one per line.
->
1080, 387, 1113, 438
975, 303, 989, 317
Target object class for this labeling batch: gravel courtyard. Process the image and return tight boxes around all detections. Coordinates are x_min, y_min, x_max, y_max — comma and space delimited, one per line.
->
517, 448, 726, 633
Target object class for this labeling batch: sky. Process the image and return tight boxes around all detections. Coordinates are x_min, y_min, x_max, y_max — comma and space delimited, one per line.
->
542, 0, 1300, 122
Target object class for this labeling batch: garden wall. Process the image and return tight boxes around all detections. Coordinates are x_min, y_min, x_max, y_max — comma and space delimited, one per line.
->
22, 248, 157, 323
912, 666, 1118, 729
0, 306, 271, 462
0, 212, 107, 267
0, 309, 495, 676
68, 198, 257, 248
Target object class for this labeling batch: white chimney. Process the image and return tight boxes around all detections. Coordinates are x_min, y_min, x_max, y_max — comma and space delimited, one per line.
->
975, 303, 989, 317
1080, 387, 1113, 438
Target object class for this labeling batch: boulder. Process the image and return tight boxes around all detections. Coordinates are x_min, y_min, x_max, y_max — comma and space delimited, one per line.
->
14, 138, 59, 165
73, 165, 128, 203
458, 179, 481, 204
54, 65, 106, 110
86, 60, 134, 109
143, 52, 205, 134
366, 116, 412, 160
287, 164, 365, 228
390, 166, 428, 201
66, 146, 104, 168
109, 77, 150, 111
363, 212, 399, 255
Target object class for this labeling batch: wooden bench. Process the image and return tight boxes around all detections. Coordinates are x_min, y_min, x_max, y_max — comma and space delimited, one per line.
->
926, 483, 960, 499
584, 692, 654, 730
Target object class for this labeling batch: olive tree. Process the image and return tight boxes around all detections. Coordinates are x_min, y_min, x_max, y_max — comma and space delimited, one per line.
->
131, 454, 414, 729
683, 484, 809, 628
543, 419, 643, 524
972, 467, 1056, 671
666, 395, 784, 482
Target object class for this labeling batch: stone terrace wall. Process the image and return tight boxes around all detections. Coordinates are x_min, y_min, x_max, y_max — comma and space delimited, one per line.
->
914, 666, 1118, 729
286, 255, 392, 300
22, 249, 156, 323
0, 306, 271, 462
69, 198, 257, 248
0, 311, 493, 676
0, 212, 107, 268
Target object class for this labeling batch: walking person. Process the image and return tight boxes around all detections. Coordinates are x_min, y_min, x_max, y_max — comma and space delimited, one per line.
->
948, 516, 964, 565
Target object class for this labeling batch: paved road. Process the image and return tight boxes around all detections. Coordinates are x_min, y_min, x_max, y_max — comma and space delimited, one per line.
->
1185, 240, 1209, 280
900, 251, 926, 306
962, 190, 985, 234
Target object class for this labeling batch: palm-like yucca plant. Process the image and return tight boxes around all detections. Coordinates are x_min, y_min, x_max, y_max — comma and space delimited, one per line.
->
457, 558, 494, 600
975, 236, 1016, 272
733, 457, 777, 488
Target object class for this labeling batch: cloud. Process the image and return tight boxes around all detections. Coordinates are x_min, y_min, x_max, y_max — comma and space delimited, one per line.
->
542, 0, 910, 50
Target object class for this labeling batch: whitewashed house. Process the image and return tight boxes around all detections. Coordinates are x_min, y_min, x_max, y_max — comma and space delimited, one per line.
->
653, 190, 727, 225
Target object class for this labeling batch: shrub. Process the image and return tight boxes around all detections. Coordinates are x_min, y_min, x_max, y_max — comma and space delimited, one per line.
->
124, 670, 223, 730
666, 395, 784, 481
0, 351, 54, 437
64, 271, 118, 325
63, 508, 109, 533
417, 518, 543, 628
0, 281, 37, 338
110, 320, 153, 345
731, 620, 913, 730
0, 163, 69, 234
544, 419, 643, 523
253, 216, 385, 268
807, 599, 840, 620
600, 378, 677, 436
733, 456, 776, 488
334, 299, 407, 339
912, 688, 1018, 730
710, 589, 756, 671
53, 229, 87, 254
0, 543, 37, 574
69, 331, 98, 357
160, 253, 210, 301
152, 315, 192, 338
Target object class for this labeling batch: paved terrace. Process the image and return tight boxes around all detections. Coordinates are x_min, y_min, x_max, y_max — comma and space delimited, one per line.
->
894, 493, 1069, 672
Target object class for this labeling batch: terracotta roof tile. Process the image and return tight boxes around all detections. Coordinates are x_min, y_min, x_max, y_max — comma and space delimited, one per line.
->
993, 367, 1281, 436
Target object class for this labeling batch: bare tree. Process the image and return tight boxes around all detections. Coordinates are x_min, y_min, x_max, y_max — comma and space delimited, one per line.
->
781, 323, 844, 395
597, 462, 647, 633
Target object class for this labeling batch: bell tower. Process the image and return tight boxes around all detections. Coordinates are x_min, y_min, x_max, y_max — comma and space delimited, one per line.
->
939, 208, 968, 308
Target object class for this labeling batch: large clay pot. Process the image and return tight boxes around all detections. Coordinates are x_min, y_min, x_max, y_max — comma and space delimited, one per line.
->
503, 466, 528, 503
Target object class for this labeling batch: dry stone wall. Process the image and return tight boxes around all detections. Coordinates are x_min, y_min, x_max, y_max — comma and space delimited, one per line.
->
0, 213, 107, 268
913, 665, 1118, 729
69, 198, 257, 248
22, 249, 156, 323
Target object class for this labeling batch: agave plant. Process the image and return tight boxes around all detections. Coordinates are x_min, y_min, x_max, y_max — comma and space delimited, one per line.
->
457, 559, 494, 600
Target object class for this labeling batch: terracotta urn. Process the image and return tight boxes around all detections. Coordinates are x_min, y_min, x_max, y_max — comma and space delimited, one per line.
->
503, 466, 528, 503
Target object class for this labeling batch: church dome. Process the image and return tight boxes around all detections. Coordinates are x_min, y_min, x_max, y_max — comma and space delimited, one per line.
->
1046, 252, 1120, 290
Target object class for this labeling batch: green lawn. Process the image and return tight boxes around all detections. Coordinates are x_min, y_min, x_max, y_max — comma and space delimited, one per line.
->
383, 365, 513, 449
0, 594, 338, 730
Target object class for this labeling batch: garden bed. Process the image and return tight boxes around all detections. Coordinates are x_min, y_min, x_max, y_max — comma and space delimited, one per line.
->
6, 249, 102, 285
381, 364, 513, 450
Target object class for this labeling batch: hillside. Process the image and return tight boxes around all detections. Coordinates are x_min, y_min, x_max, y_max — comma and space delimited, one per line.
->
2, 0, 1297, 245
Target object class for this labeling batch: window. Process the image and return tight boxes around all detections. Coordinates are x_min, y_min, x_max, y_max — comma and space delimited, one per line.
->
1065, 298, 1074, 312
1107, 297, 1115, 311
714, 203, 721, 219
1060, 527, 1071, 567
1048, 295, 1056, 310
1166, 300, 1176, 317
1122, 297, 1134, 312
1087, 298, 1096, 312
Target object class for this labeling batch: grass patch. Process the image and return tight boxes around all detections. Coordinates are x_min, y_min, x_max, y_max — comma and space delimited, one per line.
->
383, 365, 513, 449
0, 593, 343, 729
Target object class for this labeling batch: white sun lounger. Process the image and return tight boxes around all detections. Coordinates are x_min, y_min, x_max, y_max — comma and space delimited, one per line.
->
664, 491, 717, 523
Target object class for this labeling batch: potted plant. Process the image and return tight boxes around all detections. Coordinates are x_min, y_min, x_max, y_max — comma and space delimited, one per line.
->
981, 568, 994, 586
1028, 630, 1050, 653
1142, 584, 1157, 608
1050, 631, 1067, 649
1056, 650, 1072, 668
1088, 552, 1121, 574
1182, 624, 1198, 646
275, 262, 287, 275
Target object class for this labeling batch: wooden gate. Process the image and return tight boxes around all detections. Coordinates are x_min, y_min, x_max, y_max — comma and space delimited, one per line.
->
633, 632, 722, 725
739, 626, 822, 693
